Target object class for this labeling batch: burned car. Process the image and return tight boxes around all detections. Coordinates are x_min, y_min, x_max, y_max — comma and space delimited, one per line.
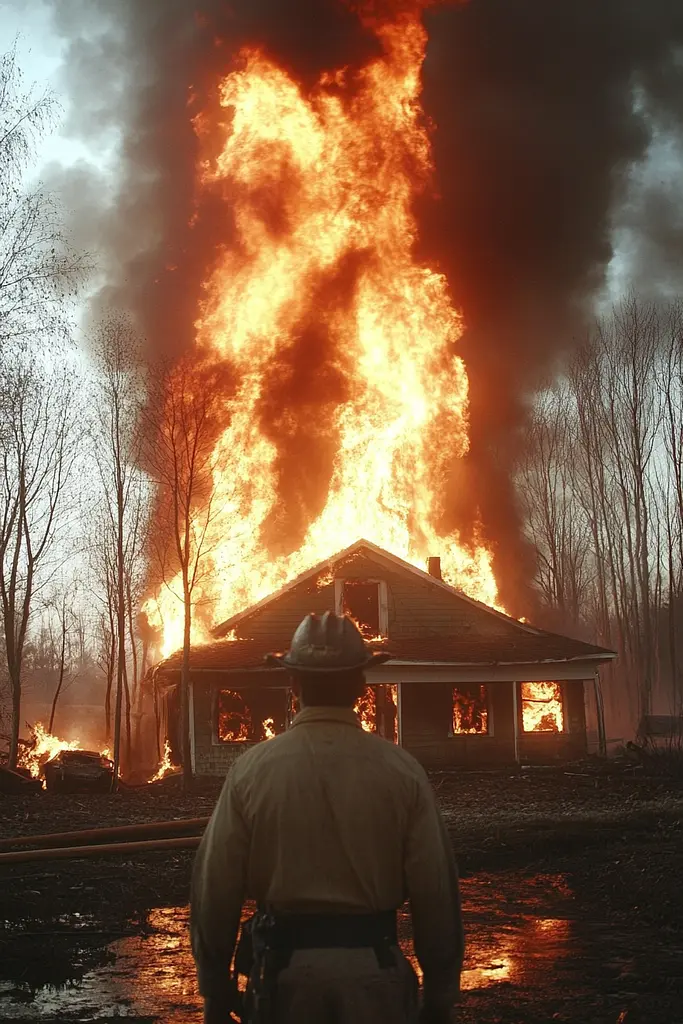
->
43, 749, 114, 793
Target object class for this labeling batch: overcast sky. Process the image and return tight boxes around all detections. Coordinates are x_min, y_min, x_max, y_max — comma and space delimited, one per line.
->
0, 1, 85, 167
2, 1, 680, 309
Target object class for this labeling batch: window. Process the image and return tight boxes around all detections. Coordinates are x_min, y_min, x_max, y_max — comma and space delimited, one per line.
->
521, 682, 564, 733
451, 685, 489, 735
354, 684, 398, 742
334, 578, 388, 637
216, 688, 287, 743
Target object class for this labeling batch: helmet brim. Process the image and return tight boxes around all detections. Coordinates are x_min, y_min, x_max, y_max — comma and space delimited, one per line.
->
265, 650, 392, 672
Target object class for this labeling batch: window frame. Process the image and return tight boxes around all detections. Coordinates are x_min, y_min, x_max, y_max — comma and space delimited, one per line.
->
334, 577, 389, 636
519, 680, 567, 734
212, 685, 289, 745
448, 683, 493, 737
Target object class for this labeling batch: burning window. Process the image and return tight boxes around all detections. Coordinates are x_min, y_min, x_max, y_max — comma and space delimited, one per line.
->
354, 684, 398, 742
355, 685, 376, 733
336, 579, 387, 637
217, 688, 287, 743
521, 682, 564, 733
451, 686, 489, 735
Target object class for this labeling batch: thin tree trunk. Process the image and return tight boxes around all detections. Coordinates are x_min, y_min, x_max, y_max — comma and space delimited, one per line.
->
48, 610, 68, 734
180, 580, 192, 789
9, 669, 21, 769
112, 480, 126, 788
153, 674, 161, 762
133, 634, 149, 755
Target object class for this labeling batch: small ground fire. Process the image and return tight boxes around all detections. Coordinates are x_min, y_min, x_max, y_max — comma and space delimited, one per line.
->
18, 723, 81, 781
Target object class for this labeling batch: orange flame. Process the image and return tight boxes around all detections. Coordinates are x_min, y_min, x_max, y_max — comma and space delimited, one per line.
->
17, 722, 80, 779
452, 685, 489, 734
218, 689, 251, 742
149, 738, 180, 782
521, 682, 564, 733
145, 2, 499, 657
262, 717, 276, 740
355, 686, 377, 733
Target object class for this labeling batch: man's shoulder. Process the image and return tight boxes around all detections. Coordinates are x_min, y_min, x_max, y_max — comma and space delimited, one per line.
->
228, 726, 429, 794
226, 730, 294, 780
359, 730, 429, 780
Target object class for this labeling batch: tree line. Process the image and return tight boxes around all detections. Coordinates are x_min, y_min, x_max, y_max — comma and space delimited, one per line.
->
0, 49, 222, 783
519, 297, 683, 739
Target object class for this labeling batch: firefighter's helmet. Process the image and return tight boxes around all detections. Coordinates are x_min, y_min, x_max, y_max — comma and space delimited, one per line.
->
266, 611, 391, 673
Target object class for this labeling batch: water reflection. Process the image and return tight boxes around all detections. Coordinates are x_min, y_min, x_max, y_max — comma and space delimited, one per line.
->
0, 874, 575, 1021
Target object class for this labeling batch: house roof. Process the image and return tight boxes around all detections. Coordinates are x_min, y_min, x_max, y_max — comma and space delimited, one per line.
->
154, 539, 615, 678
213, 538, 537, 638
156, 629, 615, 676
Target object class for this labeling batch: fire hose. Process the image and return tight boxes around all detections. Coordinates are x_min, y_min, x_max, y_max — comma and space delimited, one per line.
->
0, 816, 209, 863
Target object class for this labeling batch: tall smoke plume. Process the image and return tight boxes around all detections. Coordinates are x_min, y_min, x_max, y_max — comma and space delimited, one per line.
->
47, 0, 683, 610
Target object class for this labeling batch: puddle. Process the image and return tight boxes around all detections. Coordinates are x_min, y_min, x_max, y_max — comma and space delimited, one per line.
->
0, 872, 675, 1022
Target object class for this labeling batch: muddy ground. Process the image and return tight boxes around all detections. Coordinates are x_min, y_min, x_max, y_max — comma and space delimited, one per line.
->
1, 762, 682, 1023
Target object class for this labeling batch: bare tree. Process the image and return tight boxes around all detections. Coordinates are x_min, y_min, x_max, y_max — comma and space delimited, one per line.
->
0, 352, 79, 766
658, 304, 683, 714
1, 45, 88, 350
518, 386, 592, 629
45, 579, 80, 733
521, 296, 682, 738
90, 316, 150, 783
144, 356, 232, 787
0, 46, 88, 767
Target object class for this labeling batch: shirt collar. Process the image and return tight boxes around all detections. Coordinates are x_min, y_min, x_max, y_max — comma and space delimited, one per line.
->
289, 706, 362, 730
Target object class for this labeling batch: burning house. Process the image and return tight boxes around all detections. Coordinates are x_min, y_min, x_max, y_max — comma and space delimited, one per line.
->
154, 540, 615, 774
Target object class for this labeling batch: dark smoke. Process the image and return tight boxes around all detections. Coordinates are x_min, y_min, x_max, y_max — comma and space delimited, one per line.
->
418, 0, 683, 608
46, 0, 683, 611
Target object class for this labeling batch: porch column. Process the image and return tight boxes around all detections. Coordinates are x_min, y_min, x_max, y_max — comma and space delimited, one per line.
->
593, 672, 607, 756
511, 680, 520, 764
397, 683, 404, 747
189, 679, 196, 775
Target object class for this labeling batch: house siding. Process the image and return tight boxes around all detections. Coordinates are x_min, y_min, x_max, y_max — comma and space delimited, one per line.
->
168, 544, 602, 774
188, 674, 590, 774
233, 551, 524, 642
517, 679, 587, 762
192, 673, 289, 776
400, 681, 515, 768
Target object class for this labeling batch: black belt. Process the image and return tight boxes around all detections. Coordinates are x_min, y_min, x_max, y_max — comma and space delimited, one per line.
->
266, 910, 398, 969
270, 910, 397, 951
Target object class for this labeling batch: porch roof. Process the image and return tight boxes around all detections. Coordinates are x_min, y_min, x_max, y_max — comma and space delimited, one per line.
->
155, 630, 615, 676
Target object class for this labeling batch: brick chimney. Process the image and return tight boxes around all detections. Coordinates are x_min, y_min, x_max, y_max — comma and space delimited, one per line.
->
427, 556, 442, 580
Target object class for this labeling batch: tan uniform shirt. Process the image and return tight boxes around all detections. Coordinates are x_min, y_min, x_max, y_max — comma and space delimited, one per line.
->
191, 706, 464, 1003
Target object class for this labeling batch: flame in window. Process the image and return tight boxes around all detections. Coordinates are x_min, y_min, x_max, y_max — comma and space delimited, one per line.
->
218, 689, 252, 742
452, 686, 489, 734
354, 685, 376, 732
521, 682, 564, 732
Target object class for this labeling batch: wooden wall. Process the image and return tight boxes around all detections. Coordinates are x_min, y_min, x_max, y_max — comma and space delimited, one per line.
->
400, 679, 588, 768
191, 673, 289, 776
400, 681, 516, 768
517, 679, 587, 763
233, 549, 524, 641
190, 674, 589, 775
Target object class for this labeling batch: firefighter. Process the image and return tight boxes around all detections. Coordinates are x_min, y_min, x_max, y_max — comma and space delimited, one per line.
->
191, 611, 464, 1024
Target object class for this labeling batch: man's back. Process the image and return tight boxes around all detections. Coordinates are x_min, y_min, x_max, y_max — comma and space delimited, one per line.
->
232, 706, 429, 913
191, 702, 463, 1022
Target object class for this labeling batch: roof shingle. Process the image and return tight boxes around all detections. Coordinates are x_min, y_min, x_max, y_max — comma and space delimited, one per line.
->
156, 629, 614, 675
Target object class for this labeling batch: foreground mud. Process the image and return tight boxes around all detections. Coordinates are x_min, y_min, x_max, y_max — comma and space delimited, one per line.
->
1, 765, 682, 1023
